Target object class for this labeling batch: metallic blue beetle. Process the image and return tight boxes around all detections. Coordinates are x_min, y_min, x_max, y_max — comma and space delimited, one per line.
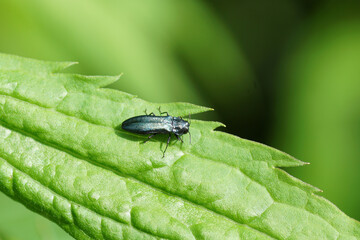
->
121, 108, 190, 157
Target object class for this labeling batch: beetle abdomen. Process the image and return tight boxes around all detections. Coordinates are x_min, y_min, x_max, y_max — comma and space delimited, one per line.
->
122, 115, 172, 134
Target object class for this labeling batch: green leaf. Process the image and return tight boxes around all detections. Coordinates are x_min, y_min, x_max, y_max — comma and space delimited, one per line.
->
0, 53, 359, 239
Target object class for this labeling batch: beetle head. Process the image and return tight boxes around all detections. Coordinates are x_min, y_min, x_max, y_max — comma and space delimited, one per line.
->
173, 117, 190, 135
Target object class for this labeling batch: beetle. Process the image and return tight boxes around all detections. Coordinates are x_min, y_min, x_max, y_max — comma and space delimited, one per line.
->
121, 107, 191, 157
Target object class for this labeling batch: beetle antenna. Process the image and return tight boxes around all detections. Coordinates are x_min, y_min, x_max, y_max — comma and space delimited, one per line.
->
189, 131, 191, 144
189, 114, 191, 125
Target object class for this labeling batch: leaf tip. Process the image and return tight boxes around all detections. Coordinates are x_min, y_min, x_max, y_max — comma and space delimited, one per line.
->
98, 74, 123, 87
294, 158, 310, 166
64, 61, 79, 68
51, 61, 78, 73
159, 102, 213, 116
215, 122, 226, 128
74, 74, 123, 87
187, 104, 213, 115
194, 120, 225, 130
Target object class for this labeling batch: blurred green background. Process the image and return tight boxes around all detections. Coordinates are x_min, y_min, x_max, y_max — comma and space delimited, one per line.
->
0, 0, 359, 239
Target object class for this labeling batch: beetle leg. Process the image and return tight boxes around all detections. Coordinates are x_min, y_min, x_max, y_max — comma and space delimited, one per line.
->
176, 134, 183, 143
144, 109, 155, 116
158, 107, 169, 116
162, 133, 172, 158
144, 134, 157, 143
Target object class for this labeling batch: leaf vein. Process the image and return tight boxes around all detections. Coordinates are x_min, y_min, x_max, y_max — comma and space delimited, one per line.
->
0, 152, 162, 240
